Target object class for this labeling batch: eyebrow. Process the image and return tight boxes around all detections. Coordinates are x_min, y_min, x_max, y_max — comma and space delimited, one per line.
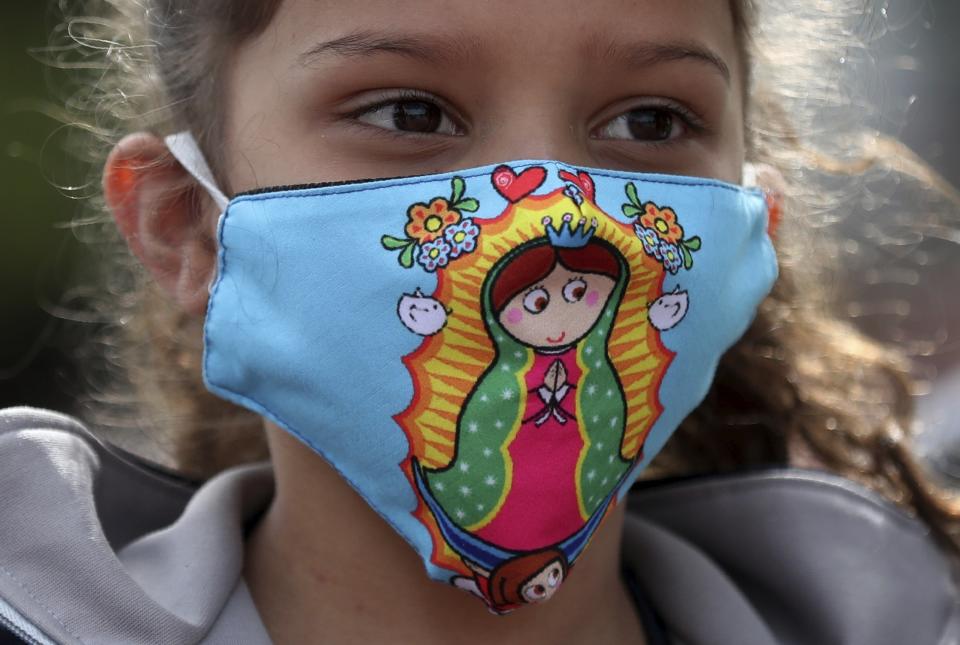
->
297, 30, 480, 67
589, 36, 732, 85
297, 30, 731, 85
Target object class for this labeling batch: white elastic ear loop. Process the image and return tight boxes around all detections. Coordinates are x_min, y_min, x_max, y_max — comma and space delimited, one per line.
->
741, 162, 759, 189
163, 131, 230, 212
164, 131, 228, 296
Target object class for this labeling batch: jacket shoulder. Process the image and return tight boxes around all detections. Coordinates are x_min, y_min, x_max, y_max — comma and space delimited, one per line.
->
0, 408, 266, 645
624, 469, 960, 645
0, 406, 197, 548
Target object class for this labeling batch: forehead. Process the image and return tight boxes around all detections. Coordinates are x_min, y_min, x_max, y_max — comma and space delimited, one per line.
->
266, 0, 739, 77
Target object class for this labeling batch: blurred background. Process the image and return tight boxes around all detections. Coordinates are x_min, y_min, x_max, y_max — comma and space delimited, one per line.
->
1, 2, 958, 478
1, 4, 91, 412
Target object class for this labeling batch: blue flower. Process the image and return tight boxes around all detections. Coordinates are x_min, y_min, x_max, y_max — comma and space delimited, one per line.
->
659, 239, 683, 274
635, 224, 663, 260
443, 218, 480, 258
563, 183, 584, 206
418, 238, 453, 272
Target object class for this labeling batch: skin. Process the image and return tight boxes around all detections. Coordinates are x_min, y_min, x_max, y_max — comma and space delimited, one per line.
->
102, 0, 751, 643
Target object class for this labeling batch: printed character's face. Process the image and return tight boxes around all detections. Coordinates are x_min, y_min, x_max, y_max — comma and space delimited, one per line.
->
498, 264, 615, 350
648, 289, 689, 332
520, 560, 565, 604
397, 291, 449, 336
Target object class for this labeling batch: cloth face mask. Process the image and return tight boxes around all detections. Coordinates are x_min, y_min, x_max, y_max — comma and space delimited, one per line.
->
167, 132, 779, 613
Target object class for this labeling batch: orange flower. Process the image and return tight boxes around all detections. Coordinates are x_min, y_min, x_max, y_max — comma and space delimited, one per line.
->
404, 198, 462, 243
639, 203, 685, 244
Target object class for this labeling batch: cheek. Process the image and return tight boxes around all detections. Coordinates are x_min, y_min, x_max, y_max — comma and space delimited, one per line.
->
505, 308, 524, 325
585, 291, 601, 308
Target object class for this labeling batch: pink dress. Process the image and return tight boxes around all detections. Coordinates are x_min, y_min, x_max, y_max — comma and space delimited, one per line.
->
474, 347, 587, 551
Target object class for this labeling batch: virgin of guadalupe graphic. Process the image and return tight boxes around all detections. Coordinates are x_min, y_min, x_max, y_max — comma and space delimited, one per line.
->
392, 168, 676, 611
418, 216, 634, 539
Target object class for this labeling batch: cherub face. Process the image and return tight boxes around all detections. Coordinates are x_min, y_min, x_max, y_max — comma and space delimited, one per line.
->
520, 560, 565, 604
498, 264, 615, 350
648, 288, 689, 332
397, 289, 449, 336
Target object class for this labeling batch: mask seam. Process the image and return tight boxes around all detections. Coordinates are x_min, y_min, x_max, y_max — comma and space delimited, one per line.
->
231, 163, 763, 206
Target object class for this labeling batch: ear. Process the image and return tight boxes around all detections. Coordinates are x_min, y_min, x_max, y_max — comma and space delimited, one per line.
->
746, 162, 786, 237
103, 133, 221, 316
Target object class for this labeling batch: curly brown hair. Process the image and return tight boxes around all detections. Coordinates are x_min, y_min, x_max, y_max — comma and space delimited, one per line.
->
51, 0, 960, 558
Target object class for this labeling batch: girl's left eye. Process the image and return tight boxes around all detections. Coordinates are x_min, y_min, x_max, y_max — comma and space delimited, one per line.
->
352, 93, 464, 136
592, 105, 695, 143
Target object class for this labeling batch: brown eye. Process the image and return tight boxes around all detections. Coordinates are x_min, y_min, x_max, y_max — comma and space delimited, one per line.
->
625, 108, 675, 141
562, 279, 587, 303
353, 92, 463, 136
393, 100, 443, 133
523, 288, 550, 314
592, 103, 693, 143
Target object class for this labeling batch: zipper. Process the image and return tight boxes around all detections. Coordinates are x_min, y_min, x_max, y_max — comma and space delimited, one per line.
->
0, 596, 53, 645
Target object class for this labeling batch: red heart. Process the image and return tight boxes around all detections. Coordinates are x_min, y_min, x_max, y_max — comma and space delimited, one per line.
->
491, 165, 547, 203
558, 170, 595, 201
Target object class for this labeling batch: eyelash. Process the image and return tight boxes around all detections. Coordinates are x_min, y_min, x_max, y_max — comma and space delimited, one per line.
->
344, 88, 466, 138
590, 99, 707, 144
342, 89, 705, 144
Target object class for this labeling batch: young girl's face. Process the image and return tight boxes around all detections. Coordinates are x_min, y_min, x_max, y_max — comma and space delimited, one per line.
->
220, 0, 745, 192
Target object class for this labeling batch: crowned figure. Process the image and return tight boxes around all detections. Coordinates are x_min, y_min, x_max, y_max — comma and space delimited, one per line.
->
413, 211, 637, 611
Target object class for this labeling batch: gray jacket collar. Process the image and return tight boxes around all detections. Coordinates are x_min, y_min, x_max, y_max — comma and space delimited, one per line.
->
624, 474, 960, 645
1, 407, 958, 645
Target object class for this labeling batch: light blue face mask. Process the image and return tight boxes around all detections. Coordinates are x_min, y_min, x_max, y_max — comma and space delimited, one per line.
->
166, 132, 778, 613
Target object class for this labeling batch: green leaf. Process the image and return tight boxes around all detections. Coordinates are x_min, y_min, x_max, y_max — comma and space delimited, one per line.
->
399, 242, 417, 269
625, 182, 640, 207
681, 245, 694, 270
455, 198, 480, 212
684, 236, 702, 251
450, 177, 466, 204
381, 234, 411, 250
622, 204, 641, 218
